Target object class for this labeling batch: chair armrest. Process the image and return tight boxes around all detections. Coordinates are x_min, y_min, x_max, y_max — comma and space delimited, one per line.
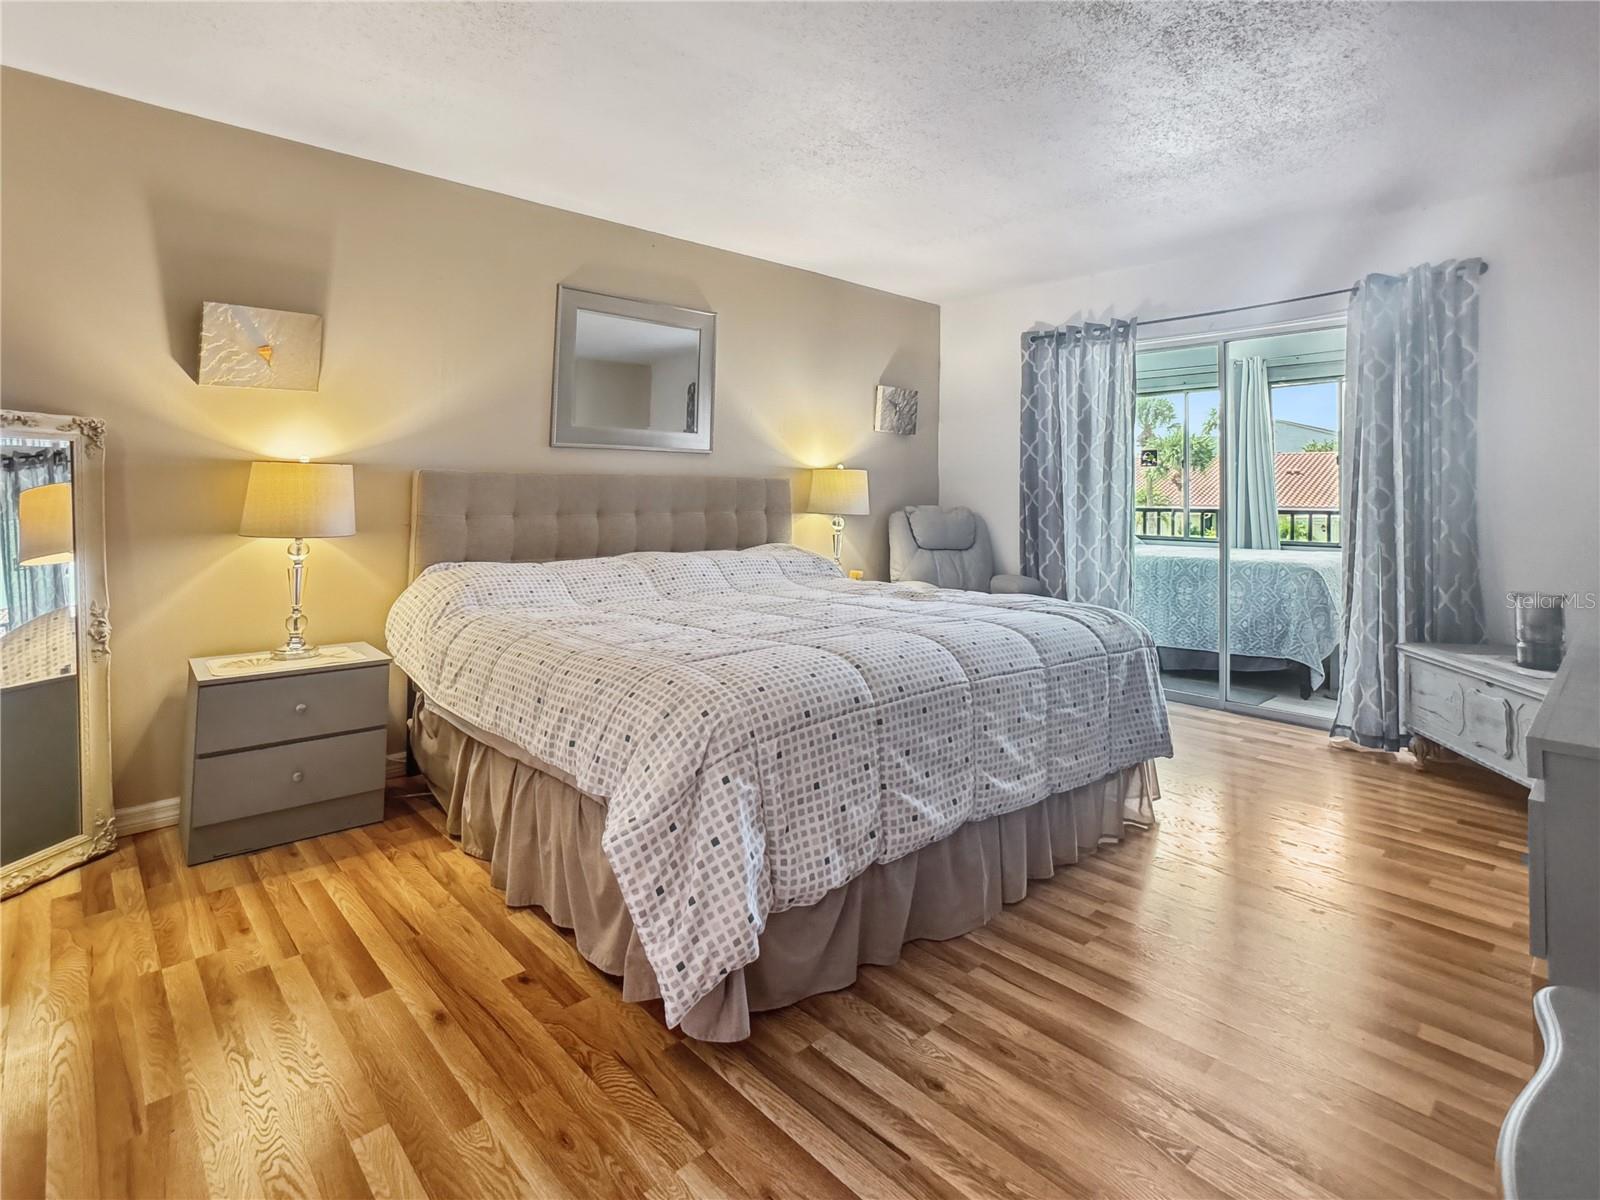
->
991, 574, 1045, 595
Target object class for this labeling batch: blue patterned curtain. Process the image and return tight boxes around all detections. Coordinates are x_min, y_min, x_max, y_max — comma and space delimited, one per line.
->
1019, 320, 1137, 609
1333, 259, 1486, 749
1227, 356, 1280, 549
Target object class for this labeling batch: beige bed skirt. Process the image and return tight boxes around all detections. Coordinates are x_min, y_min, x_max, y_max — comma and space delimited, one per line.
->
413, 699, 1159, 1042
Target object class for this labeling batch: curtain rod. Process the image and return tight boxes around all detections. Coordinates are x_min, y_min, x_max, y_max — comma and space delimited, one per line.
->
1133, 287, 1354, 331
1025, 260, 1489, 341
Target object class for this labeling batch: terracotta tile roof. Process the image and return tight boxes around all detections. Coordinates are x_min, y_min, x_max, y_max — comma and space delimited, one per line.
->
1138, 472, 1183, 506
1274, 452, 1341, 510
1138, 451, 1339, 510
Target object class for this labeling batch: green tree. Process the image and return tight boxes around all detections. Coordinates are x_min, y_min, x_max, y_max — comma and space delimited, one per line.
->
1135, 394, 1176, 446
1300, 437, 1337, 452
1189, 408, 1218, 473
1135, 395, 1180, 508
1134, 394, 1219, 518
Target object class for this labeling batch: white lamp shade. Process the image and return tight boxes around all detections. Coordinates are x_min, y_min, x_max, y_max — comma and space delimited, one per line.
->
18, 482, 74, 566
239, 461, 356, 539
808, 466, 870, 516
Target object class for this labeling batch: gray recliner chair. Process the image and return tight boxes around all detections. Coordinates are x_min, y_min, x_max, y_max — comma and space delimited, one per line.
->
887, 506, 1046, 594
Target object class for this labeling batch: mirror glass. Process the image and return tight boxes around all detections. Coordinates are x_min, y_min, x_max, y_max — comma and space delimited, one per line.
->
552, 286, 716, 452
573, 311, 703, 434
0, 433, 82, 866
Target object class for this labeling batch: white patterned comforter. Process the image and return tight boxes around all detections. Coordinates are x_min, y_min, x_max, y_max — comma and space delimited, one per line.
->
1, 605, 77, 689
387, 546, 1171, 1026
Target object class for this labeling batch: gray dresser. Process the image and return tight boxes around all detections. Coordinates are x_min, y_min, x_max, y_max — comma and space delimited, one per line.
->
1524, 639, 1600, 986
180, 642, 390, 865
1497, 986, 1600, 1200
1398, 643, 1554, 786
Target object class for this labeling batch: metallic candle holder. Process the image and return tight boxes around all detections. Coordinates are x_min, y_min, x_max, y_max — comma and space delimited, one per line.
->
1511, 592, 1566, 671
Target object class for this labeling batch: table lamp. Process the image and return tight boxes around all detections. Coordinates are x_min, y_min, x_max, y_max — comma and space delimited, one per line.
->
239, 460, 355, 659
18, 482, 74, 565
807, 464, 870, 564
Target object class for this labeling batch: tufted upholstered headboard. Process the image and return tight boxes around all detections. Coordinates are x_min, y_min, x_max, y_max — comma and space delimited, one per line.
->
407, 470, 793, 581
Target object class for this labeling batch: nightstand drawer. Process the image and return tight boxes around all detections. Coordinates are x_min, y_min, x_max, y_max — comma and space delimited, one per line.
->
191, 729, 386, 828
195, 664, 387, 754
1406, 658, 1467, 740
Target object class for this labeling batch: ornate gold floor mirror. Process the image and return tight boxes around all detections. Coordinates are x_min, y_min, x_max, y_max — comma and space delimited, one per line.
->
1, 410, 114, 897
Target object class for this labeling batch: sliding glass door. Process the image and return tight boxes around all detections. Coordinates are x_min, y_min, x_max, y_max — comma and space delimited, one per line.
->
1132, 320, 1346, 728
1133, 345, 1222, 703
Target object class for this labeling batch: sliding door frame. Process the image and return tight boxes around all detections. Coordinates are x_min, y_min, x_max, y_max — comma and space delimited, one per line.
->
1135, 312, 1347, 730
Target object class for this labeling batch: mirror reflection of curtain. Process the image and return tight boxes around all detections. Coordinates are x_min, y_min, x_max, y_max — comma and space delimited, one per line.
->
1227, 356, 1281, 549
1020, 319, 1138, 609
1, 448, 73, 633
1334, 259, 1486, 749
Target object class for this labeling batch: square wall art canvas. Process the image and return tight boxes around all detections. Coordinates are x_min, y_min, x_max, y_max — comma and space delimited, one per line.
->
873, 385, 918, 435
199, 302, 323, 390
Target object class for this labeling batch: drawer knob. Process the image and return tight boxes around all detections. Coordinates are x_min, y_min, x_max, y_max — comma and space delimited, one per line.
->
291, 770, 305, 783
294, 703, 309, 715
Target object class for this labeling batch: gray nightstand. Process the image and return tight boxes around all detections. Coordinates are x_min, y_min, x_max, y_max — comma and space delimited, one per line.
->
180, 642, 390, 865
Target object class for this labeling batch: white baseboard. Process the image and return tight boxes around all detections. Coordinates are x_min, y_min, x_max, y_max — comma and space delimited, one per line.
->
116, 795, 180, 835
387, 751, 409, 778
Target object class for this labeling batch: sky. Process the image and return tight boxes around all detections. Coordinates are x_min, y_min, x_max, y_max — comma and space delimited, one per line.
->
1175, 381, 1338, 435
1268, 381, 1339, 432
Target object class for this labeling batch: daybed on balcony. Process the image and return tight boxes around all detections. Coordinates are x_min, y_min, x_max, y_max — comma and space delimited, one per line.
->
1132, 541, 1342, 694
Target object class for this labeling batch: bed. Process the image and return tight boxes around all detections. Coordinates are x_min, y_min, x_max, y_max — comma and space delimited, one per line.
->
1133, 541, 1342, 692
1, 604, 77, 687
388, 470, 1172, 1039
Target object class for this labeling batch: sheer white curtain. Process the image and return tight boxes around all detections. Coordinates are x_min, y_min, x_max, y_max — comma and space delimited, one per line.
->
1227, 356, 1280, 549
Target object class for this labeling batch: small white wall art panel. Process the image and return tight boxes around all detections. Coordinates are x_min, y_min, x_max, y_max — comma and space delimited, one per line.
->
198, 302, 323, 390
874, 385, 918, 435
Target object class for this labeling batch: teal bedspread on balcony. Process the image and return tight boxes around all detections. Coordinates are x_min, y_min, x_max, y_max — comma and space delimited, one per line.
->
1132, 543, 1342, 688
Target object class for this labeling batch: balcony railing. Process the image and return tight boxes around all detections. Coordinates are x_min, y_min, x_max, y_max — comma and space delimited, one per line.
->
1135, 507, 1340, 546
1135, 507, 1215, 540
1278, 509, 1341, 545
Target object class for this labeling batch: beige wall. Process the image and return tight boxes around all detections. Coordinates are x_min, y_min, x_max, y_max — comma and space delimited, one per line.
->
573, 359, 651, 429
0, 69, 940, 809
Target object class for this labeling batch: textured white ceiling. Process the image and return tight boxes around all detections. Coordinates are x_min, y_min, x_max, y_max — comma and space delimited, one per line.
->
4, 1, 1596, 301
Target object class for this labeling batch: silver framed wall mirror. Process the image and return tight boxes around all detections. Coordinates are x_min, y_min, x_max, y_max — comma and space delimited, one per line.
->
0, 410, 115, 897
551, 285, 716, 453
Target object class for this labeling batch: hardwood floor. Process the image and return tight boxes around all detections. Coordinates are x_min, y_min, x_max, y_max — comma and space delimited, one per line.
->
1, 706, 1541, 1199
